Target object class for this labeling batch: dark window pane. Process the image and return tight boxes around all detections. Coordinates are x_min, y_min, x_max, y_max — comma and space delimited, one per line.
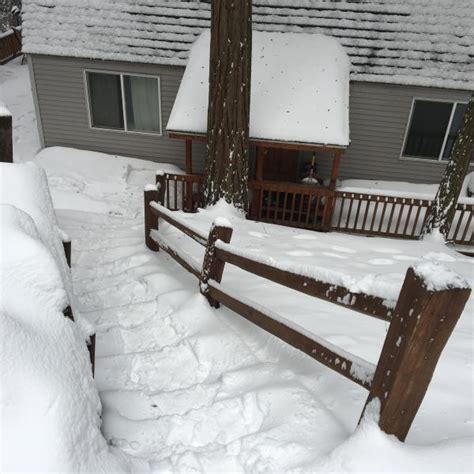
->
87, 72, 124, 130
403, 100, 453, 159
442, 103, 468, 160
124, 75, 161, 133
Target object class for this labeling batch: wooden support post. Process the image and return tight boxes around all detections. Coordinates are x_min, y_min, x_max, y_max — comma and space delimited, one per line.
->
0, 112, 13, 163
185, 139, 193, 211
144, 187, 160, 251
361, 266, 470, 441
329, 150, 342, 190
200, 221, 233, 308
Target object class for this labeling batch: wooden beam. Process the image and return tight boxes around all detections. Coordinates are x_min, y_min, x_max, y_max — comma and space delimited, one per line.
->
329, 149, 343, 190
168, 131, 346, 154
215, 244, 393, 321
208, 282, 374, 389
185, 139, 193, 174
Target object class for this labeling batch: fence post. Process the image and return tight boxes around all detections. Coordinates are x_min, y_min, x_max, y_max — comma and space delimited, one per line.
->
200, 219, 233, 308
155, 172, 166, 204
361, 265, 470, 441
0, 110, 13, 163
144, 186, 160, 251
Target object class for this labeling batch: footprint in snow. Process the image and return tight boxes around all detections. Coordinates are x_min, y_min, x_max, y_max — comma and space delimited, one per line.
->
331, 245, 356, 254
248, 231, 270, 238
374, 248, 401, 254
286, 250, 313, 257
322, 252, 348, 259
293, 234, 318, 240
368, 258, 394, 265
393, 255, 420, 261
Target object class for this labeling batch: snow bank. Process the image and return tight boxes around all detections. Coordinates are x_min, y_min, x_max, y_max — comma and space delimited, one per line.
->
167, 30, 350, 147
0, 205, 142, 472
0, 101, 11, 116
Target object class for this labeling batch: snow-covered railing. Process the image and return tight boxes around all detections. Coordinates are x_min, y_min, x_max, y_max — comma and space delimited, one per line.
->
144, 186, 471, 442
0, 27, 21, 64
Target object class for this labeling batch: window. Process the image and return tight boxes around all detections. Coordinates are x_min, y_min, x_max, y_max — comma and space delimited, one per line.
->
86, 71, 162, 135
402, 99, 468, 161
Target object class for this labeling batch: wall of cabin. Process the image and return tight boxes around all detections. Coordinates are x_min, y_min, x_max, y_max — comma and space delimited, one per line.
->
29, 54, 471, 184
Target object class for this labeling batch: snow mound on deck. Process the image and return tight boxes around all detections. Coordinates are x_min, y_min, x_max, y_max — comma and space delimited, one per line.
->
0, 205, 141, 472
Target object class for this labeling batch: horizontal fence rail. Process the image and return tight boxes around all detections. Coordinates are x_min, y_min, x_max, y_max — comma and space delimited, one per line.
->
144, 186, 471, 441
158, 172, 472, 247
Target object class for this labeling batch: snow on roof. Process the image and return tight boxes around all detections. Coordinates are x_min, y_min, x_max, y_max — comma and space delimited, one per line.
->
22, 0, 473, 91
167, 30, 350, 147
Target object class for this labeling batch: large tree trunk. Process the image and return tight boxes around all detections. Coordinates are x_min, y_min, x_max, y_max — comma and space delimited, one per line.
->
421, 96, 474, 239
204, 0, 252, 211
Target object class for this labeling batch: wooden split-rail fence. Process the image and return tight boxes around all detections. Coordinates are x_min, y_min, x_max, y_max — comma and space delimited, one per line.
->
158, 172, 473, 247
144, 184, 471, 441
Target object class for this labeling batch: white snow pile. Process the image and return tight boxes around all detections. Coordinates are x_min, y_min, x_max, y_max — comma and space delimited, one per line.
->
167, 30, 350, 147
0, 164, 143, 472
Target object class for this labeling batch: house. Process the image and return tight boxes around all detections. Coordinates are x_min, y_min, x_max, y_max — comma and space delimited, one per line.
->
22, 0, 473, 186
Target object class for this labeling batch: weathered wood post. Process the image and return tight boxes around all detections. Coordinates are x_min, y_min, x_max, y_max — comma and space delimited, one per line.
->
361, 265, 470, 441
144, 185, 161, 251
0, 108, 13, 163
200, 219, 233, 308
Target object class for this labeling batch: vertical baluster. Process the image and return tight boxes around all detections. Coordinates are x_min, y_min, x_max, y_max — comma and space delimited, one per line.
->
336, 196, 346, 229
312, 193, 321, 227
181, 179, 186, 211
297, 192, 305, 224
361, 197, 371, 231
353, 197, 363, 230
345, 195, 355, 229
394, 199, 406, 235
402, 200, 415, 235
386, 199, 397, 234
258, 186, 264, 220
289, 192, 296, 224
378, 199, 388, 233
458, 209, 472, 244
266, 191, 272, 221
369, 199, 380, 233
282, 192, 288, 223
274, 191, 281, 222
410, 201, 423, 237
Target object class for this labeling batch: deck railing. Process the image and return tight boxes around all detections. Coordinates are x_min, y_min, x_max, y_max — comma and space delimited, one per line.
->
144, 188, 471, 441
332, 191, 473, 246
0, 28, 21, 65
158, 172, 473, 247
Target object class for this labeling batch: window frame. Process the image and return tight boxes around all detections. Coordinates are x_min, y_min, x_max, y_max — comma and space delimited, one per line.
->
400, 97, 469, 164
84, 69, 163, 137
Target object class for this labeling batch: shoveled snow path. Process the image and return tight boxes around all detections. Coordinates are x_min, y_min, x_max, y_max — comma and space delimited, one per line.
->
58, 210, 364, 471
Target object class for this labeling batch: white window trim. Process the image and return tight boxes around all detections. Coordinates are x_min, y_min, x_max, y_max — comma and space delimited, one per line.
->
400, 97, 469, 164
83, 69, 163, 137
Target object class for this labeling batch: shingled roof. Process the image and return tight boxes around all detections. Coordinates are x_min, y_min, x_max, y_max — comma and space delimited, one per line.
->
22, 0, 474, 91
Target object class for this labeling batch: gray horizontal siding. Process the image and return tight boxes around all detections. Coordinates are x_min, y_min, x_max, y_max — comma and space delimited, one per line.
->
315, 82, 471, 184
31, 54, 471, 184
30, 54, 207, 171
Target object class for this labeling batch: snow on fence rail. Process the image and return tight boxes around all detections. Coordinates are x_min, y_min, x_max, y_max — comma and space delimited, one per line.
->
158, 172, 473, 246
144, 185, 471, 442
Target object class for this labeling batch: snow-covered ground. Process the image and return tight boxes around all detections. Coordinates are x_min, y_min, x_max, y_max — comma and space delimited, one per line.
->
1, 59, 473, 472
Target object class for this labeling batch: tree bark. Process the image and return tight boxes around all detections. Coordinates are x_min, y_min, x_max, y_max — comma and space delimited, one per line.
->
421, 95, 474, 239
204, 0, 252, 211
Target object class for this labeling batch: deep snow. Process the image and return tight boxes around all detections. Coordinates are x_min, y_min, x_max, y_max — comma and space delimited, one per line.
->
1, 57, 473, 473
